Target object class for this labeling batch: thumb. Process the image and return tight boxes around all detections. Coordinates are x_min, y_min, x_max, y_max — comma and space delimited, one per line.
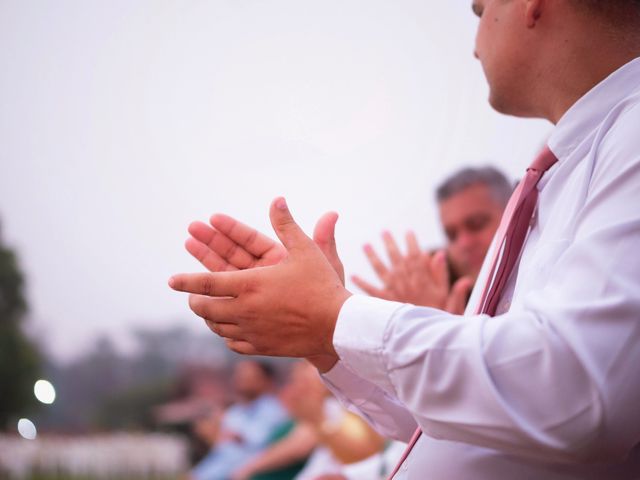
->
430, 250, 450, 288
313, 211, 338, 248
445, 276, 474, 315
313, 211, 345, 284
269, 197, 313, 253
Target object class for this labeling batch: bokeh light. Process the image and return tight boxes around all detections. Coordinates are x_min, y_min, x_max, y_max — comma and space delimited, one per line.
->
17, 418, 37, 440
34, 379, 56, 404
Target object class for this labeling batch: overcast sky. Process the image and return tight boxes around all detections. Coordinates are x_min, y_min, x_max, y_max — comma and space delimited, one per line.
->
0, 0, 552, 361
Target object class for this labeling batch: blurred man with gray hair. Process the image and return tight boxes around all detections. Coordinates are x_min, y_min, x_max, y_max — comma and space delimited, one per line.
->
352, 165, 513, 313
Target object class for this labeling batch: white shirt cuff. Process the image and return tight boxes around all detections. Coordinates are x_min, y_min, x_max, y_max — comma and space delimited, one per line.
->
332, 294, 406, 397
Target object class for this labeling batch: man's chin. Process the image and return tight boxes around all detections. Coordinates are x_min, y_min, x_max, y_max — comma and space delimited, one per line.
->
489, 92, 542, 119
488, 92, 515, 116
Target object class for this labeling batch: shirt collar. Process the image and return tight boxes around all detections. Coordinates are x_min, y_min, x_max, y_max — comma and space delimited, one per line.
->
548, 56, 640, 161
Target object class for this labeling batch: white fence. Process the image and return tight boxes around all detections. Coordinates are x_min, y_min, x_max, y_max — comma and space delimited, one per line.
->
0, 433, 188, 478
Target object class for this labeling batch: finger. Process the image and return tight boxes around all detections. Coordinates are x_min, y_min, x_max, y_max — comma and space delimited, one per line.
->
351, 275, 389, 299
204, 319, 245, 340
189, 294, 240, 323
210, 213, 282, 261
405, 231, 421, 260
269, 197, 313, 253
185, 236, 238, 272
313, 211, 345, 284
445, 276, 474, 314
169, 271, 246, 297
382, 231, 403, 266
313, 211, 338, 252
429, 250, 450, 288
225, 338, 259, 355
189, 221, 257, 269
363, 244, 390, 282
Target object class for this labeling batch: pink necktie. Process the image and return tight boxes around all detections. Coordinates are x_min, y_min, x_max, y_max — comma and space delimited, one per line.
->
387, 146, 558, 479
475, 145, 558, 316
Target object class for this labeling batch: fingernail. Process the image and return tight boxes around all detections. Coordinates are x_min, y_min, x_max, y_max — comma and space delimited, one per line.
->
363, 244, 372, 253
168, 277, 176, 288
276, 197, 288, 210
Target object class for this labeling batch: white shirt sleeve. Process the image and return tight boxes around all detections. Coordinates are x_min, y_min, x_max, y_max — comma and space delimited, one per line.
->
331, 113, 640, 464
320, 292, 417, 442
322, 360, 417, 442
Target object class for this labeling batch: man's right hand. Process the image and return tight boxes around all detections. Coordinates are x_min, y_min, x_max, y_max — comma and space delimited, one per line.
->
183, 209, 344, 372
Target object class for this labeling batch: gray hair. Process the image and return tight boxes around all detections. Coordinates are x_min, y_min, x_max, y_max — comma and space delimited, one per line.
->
436, 166, 513, 207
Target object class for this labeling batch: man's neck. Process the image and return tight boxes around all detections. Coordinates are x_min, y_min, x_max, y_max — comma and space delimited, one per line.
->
548, 56, 639, 124
542, 27, 640, 123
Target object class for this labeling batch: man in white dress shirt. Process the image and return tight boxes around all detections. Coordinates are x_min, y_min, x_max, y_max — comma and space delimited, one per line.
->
170, 0, 640, 477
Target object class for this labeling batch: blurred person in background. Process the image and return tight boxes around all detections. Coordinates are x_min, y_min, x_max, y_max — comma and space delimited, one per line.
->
186, 360, 289, 480
284, 361, 386, 479
232, 361, 390, 480
352, 166, 512, 313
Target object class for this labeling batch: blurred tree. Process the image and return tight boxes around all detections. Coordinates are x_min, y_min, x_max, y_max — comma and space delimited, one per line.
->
0, 219, 42, 428
40, 336, 129, 430
95, 378, 173, 429
35, 326, 228, 431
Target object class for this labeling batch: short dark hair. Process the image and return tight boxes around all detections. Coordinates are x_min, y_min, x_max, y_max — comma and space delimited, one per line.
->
571, 0, 640, 18
575, 0, 640, 7
436, 166, 513, 206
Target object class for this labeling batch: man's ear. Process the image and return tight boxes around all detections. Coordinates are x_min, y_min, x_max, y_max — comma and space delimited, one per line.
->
525, 0, 545, 28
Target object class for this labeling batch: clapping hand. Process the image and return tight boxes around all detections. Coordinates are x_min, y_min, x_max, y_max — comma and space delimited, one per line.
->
184, 206, 344, 283
351, 231, 473, 314
169, 198, 350, 371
